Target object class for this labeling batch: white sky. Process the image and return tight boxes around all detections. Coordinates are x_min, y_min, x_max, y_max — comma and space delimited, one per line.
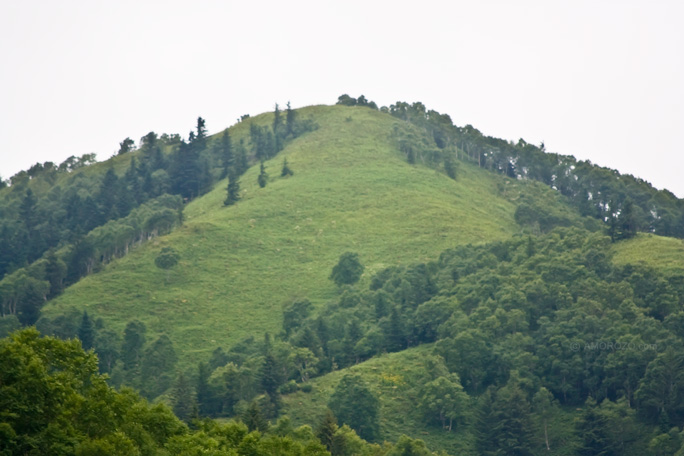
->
1, 0, 683, 196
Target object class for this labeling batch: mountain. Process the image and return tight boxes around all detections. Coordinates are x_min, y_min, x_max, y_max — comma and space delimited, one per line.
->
3, 98, 684, 455
40, 104, 541, 359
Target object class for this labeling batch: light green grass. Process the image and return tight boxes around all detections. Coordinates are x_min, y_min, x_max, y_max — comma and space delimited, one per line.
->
612, 233, 684, 275
44, 105, 521, 362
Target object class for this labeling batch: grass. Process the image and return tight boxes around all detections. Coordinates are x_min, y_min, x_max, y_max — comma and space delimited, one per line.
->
612, 233, 684, 275
43, 105, 521, 364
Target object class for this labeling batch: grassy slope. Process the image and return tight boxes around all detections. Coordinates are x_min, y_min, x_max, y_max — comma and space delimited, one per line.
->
281, 344, 477, 455
44, 105, 520, 362
612, 233, 684, 275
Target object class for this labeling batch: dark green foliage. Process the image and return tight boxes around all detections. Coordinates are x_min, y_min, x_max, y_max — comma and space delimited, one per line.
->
315, 409, 338, 452
196, 361, 218, 417
219, 129, 234, 179
117, 137, 135, 155
169, 140, 203, 200
575, 397, 615, 456
258, 160, 268, 188
172, 371, 196, 422
140, 334, 178, 398
281, 158, 294, 177
329, 374, 380, 441
224, 172, 241, 206
286, 101, 296, 138
261, 352, 282, 413
121, 320, 146, 371
282, 299, 313, 336
155, 246, 180, 283
242, 401, 269, 433
330, 252, 364, 286
78, 311, 95, 350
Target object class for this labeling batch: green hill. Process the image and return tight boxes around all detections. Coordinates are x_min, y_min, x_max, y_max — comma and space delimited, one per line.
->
42, 105, 526, 361
8, 100, 684, 455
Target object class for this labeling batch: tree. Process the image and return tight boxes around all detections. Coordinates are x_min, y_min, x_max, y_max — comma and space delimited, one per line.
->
172, 371, 196, 422
286, 101, 296, 138
242, 400, 269, 433
328, 374, 380, 441
140, 334, 178, 398
330, 252, 364, 287
121, 320, 146, 371
44, 249, 67, 298
282, 299, 313, 336
316, 409, 338, 452
281, 158, 293, 177
419, 374, 469, 431
575, 397, 615, 456
532, 387, 557, 452
258, 160, 268, 188
224, 171, 241, 206
219, 129, 233, 179
117, 137, 135, 155
78, 311, 95, 350
273, 103, 283, 153
155, 247, 180, 283
261, 352, 282, 414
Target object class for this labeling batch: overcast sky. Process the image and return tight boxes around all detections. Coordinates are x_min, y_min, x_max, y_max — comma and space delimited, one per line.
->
2, 0, 683, 196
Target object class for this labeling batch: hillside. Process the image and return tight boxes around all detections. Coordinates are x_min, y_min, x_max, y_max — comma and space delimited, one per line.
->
42, 105, 526, 361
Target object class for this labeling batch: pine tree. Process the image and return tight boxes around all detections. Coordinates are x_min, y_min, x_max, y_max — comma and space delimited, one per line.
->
261, 352, 281, 413
242, 400, 269, 433
196, 362, 216, 416
235, 139, 248, 175
78, 311, 95, 350
286, 101, 296, 138
224, 172, 241, 206
316, 409, 338, 452
258, 161, 268, 188
121, 320, 146, 371
172, 371, 196, 422
219, 129, 233, 179
281, 158, 293, 177
273, 103, 283, 153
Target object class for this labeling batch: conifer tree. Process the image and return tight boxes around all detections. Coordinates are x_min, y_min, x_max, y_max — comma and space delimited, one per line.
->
316, 409, 338, 452
273, 103, 283, 153
224, 171, 241, 206
78, 311, 95, 350
172, 371, 196, 422
258, 160, 268, 188
242, 400, 269, 433
286, 101, 296, 138
121, 320, 146, 371
219, 129, 233, 179
281, 158, 293, 177
261, 352, 281, 413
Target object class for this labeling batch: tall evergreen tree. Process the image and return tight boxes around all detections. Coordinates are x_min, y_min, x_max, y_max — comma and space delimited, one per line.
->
219, 129, 234, 179
224, 171, 241, 206
316, 409, 338, 452
258, 160, 268, 188
286, 101, 296, 138
172, 371, 196, 422
196, 361, 216, 416
273, 103, 283, 153
121, 320, 146, 371
261, 352, 281, 413
281, 158, 293, 177
78, 311, 95, 350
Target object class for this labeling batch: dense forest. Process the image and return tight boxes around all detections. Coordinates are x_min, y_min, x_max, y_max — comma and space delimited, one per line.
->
1, 97, 684, 454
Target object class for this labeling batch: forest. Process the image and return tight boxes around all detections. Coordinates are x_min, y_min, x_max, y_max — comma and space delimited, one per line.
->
1, 97, 684, 455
